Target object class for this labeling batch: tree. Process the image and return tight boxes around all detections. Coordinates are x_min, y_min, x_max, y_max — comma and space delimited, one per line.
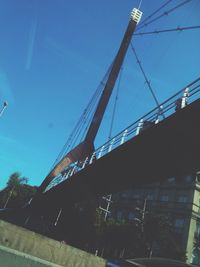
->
143, 213, 186, 261
91, 210, 186, 261
6, 172, 28, 188
0, 172, 36, 208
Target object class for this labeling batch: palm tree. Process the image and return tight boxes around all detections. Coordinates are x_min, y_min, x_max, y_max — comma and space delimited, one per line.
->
3, 172, 28, 208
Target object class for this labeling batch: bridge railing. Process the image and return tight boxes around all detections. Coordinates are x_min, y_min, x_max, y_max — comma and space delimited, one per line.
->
45, 77, 200, 192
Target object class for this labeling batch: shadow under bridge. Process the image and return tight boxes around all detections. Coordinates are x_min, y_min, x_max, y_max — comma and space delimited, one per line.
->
35, 98, 200, 210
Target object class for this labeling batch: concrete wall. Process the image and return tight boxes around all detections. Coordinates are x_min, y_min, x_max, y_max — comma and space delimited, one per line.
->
0, 220, 106, 267
0, 245, 62, 267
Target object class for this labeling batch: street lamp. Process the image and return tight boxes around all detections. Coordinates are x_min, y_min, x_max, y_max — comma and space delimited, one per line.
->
0, 101, 8, 118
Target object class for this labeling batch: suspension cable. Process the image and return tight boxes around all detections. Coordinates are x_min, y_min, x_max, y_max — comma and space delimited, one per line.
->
134, 25, 200, 36
136, 0, 192, 32
130, 43, 165, 119
72, 62, 114, 146
139, 0, 173, 28
52, 88, 101, 165
72, 68, 112, 146
51, 0, 192, 167
79, 63, 116, 144
108, 67, 123, 140
138, 0, 143, 9
74, 81, 105, 146
70, 82, 103, 149
51, 64, 112, 167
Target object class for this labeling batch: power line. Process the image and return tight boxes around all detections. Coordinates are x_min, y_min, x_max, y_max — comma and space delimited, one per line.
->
134, 25, 200, 36
138, 0, 143, 9
137, 0, 192, 31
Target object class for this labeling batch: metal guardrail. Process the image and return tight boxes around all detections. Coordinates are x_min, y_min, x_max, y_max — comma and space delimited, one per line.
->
45, 77, 200, 192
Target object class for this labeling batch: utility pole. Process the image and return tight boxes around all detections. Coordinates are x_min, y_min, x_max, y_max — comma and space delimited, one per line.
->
3, 186, 15, 208
141, 198, 147, 232
135, 198, 155, 258
135, 198, 147, 232
135, 198, 154, 258
99, 194, 112, 221
0, 101, 8, 118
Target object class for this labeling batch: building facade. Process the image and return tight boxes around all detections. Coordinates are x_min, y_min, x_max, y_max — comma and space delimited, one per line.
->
105, 173, 200, 265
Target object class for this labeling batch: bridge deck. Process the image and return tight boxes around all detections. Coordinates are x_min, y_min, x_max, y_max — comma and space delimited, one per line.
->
36, 99, 200, 210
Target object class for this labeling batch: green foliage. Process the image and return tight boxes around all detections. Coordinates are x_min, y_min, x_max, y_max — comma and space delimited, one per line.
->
144, 213, 186, 261
0, 172, 37, 208
92, 210, 186, 261
6, 172, 28, 188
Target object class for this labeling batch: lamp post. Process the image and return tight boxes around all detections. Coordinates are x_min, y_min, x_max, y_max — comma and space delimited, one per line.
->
0, 101, 8, 118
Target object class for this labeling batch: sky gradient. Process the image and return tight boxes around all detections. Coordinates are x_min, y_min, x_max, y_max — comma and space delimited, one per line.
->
0, 0, 200, 189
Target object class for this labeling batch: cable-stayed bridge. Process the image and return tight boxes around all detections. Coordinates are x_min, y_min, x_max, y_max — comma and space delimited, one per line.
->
29, 2, 200, 213
33, 77, 200, 212
1, 2, 200, 233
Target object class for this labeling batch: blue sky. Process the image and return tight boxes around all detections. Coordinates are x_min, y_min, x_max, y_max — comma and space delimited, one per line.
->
0, 0, 199, 189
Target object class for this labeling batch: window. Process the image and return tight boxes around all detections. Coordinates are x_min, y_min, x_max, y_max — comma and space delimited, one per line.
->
122, 191, 130, 198
175, 218, 184, 228
117, 211, 123, 220
175, 218, 184, 233
195, 222, 200, 237
177, 196, 187, 203
160, 195, 169, 202
128, 212, 135, 220
168, 177, 175, 183
132, 193, 140, 200
191, 248, 200, 265
184, 175, 192, 183
146, 193, 154, 201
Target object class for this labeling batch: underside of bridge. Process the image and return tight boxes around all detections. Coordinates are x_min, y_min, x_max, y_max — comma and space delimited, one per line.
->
33, 98, 200, 212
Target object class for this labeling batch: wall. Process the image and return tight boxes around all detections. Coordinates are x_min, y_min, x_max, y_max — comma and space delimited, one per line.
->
0, 220, 106, 267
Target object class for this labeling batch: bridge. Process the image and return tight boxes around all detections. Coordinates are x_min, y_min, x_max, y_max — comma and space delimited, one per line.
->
32, 76, 200, 213
28, 4, 200, 213
1, 2, 200, 236
0, 3, 199, 266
